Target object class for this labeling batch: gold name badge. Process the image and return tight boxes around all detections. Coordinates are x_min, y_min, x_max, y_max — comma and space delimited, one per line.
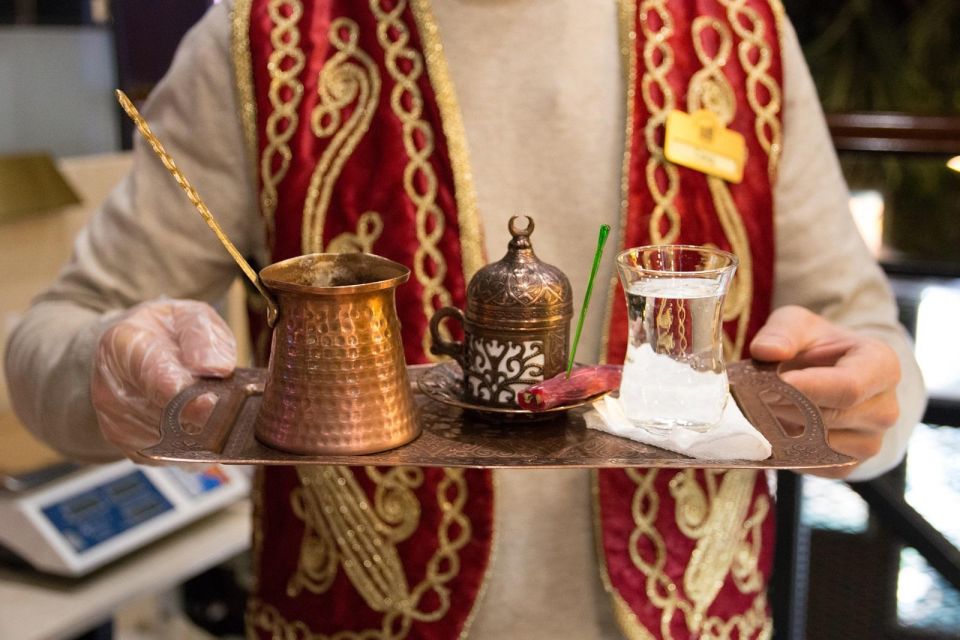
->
664, 109, 746, 184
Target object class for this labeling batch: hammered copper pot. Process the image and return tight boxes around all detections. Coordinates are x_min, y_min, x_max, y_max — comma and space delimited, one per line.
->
254, 253, 419, 455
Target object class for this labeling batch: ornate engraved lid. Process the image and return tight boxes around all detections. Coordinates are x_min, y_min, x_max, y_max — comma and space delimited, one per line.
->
466, 216, 573, 328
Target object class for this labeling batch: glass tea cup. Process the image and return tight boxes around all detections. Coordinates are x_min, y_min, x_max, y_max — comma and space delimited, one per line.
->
616, 245, 738, 433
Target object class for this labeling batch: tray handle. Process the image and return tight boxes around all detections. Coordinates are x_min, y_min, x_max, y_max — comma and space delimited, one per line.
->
155, 370, 265, 455
731, 361, 855, 468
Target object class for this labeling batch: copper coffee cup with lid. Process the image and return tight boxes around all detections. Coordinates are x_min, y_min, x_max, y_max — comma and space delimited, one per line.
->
429, 216, 573, 409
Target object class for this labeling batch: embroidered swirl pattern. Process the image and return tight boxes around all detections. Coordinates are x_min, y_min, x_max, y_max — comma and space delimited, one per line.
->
604, 17, 770, 636
302, 18, 381, 254
326, 211, 385, 254
688, 17, 753, 358
640, 0, 681, 245
601, 0, 641, 361
231, 0, 259, 189
371, 0, 455, 359
715, 0, 784, 182
408, 0, 485, 282
619, 468, 771, 639
259, 0, 306, 243
248, 466, 472, 639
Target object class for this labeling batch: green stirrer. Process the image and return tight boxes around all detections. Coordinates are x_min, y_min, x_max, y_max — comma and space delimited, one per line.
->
566, 224, 611, 377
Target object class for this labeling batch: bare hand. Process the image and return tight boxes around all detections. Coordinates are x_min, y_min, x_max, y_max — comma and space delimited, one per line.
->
749, 305, 901, 478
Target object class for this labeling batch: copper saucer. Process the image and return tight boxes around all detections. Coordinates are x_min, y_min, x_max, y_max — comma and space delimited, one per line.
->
417, 361, 605, 422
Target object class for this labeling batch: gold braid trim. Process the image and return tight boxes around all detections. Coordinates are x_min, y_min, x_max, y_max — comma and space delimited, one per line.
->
302, 17, 381, 254
687, 16, 753, 358
640, 0, 681, 245
715, 0, 784, 183
708, 180, 754, 359
326, 211, 384, 254
457, 471, 497, 640
591, 470, 659, 640
259, 0, 306, 243
601, 0, 640, 363
769, 0, 788, 85
671, 470, 756, 630
370, 0, 456, 360
248, 467, 471, 639
231, 0, 258, 192
293, 467, 412, 610
603, 469, 771, 639
602, 0, 680, 364
409, 0, 485, 284
599, 7, 779, 634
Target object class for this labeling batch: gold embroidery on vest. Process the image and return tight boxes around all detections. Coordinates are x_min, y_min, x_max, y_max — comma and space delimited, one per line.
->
732, 486, 769, 595
702, 591, 773, 640
409, 0, 485, 285
302, 18, 381, 254
601, 0, 640, 363
370, 0, 455, 361
769, 0, 788, 97
365, 466, 424, 543
258, 466, 470, 638
326, 211, 384, 254
591, 469, 662, 640
286, 480, 338, 597
599, 4, 779, 637
260, 0, 306, 243
614, 469, 770, 639
715, 0, 784, 183
625, 468, 678, 639
671, 470, 755, 628
291, 466, 412, 609
687, 17, 753, 358
231, 0, 259, 192
640, 1, 681, 245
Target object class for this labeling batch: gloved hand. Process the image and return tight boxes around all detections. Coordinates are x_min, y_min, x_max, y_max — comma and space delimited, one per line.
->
91, 298, 237, 463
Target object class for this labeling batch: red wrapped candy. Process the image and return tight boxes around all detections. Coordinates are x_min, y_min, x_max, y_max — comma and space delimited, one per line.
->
516, 365, 622, 411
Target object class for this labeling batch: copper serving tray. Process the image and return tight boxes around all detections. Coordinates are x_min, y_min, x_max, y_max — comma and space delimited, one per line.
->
145, 362, 855, 470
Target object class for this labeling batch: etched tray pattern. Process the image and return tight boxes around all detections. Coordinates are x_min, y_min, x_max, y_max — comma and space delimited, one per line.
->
146, 362, 855, 469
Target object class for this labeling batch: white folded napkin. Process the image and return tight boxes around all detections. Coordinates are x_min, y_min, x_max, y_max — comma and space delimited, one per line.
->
586, 394, 771, 461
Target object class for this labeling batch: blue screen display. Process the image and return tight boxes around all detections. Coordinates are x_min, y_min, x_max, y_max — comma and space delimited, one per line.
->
41, 470, 173, 553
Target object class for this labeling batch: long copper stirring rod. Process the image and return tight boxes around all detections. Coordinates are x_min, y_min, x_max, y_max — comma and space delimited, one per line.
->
114, 89, 279, 327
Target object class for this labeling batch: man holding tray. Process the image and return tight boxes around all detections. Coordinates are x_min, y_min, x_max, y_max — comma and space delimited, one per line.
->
5, 1, 924, 638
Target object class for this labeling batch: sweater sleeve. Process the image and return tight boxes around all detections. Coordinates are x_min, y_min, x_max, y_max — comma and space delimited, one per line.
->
3, 0, 263, 461
773, 21, 925, 481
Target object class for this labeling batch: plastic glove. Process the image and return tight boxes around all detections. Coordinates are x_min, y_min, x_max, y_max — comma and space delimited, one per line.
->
91, 298, 237, 463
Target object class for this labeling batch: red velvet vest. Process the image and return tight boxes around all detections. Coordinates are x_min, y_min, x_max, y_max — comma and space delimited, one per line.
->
233, 1, 786, 638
